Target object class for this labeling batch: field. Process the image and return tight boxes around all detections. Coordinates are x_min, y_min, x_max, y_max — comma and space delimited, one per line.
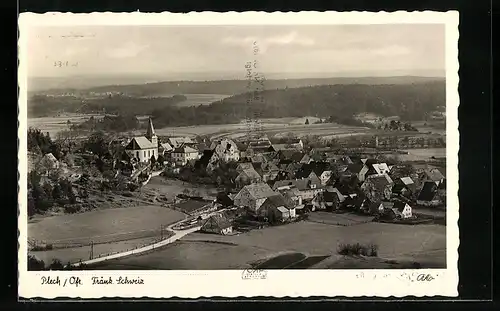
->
144, 176, 218, 200
28, 114, 103, 138
172, 94, 232, 107
30, 236, 159, 265
307, 212, 374, 226
92, 219, 446, 269
28, 205, 185, 246
397, 148, 446, 162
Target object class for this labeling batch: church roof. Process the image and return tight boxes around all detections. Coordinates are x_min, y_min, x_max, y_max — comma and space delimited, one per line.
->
125, 137, 156, 150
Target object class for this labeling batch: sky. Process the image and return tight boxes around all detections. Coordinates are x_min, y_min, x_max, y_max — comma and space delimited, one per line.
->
26, 24, 445, 79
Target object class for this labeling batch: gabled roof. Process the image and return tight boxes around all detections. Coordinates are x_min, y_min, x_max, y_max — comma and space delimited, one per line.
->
160, 142, 173, 152
400, 176, 414, 185
126, 136, 155, 150
364, 174, 393, 192
372, 163, 390, 175
237, 168, 262, 180
202, 213, 232, 230
169, 136, 194, 147
417, 181, 438, 201
423, 168, 445, 182
393, 201, 409, 212
261, 194, 293, 209
236, 162, 254, 172
347, 163, 364, 174
241, 183, 276, 200
173, 145, 198, 153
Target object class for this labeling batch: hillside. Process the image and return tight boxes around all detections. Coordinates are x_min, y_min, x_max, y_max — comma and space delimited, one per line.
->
151, 81, 445, 127
35, 76, 444, 96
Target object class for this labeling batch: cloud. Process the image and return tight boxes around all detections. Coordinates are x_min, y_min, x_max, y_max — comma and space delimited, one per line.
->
221, 31, 315, 52
105, 42, 149, 59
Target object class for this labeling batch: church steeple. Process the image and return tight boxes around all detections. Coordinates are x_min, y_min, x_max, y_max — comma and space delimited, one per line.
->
146, 117, 158, 148
146, 117, 156, 139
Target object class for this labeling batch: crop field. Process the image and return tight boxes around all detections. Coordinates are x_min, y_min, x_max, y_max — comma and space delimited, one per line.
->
28, 205, 185, 246
92, 220, 446, 269
28, 114, 102, 137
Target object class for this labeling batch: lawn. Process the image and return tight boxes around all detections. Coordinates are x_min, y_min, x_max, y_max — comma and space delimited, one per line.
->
28, 205, 185, 246
90, 220, 446, 270
307, 212, 373, 226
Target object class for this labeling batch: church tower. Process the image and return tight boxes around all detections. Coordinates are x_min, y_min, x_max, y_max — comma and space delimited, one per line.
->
146, 117, 158, 148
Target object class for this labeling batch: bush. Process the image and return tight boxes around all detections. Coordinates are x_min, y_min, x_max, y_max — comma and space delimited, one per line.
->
47, 259, 64, 270
337, 242, 379, 257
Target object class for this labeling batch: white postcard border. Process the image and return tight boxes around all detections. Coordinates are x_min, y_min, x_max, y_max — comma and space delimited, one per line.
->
18, 11, 460, 299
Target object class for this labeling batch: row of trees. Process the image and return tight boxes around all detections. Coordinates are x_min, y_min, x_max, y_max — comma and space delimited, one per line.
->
380, 120, 418, 132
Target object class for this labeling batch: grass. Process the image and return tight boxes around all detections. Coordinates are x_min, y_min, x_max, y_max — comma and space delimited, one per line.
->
28, 205, 185, 246
253, 253, 306, 269
89, 220, 446, 270
307, 212, 373, 226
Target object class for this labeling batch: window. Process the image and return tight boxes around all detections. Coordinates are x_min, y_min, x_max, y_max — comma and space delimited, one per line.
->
148, 150, 151, 158
144, 151, 146, 158
136, 151, 139, 158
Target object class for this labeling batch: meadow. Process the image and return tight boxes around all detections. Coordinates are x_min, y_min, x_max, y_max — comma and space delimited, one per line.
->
92, 219, 446, 270
28, 205, 185, 246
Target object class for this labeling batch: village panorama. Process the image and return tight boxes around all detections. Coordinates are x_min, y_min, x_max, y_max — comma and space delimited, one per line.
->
25, 24, 447, 271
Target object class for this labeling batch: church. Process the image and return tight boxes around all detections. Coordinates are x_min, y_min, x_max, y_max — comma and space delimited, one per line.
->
125, 118, 159, 162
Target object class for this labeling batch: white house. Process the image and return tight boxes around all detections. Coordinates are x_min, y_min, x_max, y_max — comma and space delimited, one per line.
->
171, 145, 200, 166
125, 118, 159, 163
210, 138, 240, 162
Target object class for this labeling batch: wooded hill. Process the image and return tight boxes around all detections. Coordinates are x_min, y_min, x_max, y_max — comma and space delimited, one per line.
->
150, 81, 445, 127
36, 76, 443, 96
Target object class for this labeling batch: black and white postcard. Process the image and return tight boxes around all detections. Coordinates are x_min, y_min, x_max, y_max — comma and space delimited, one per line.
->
18, 11, 459, 298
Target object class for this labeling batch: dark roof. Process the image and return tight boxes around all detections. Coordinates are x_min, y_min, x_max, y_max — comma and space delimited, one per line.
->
417, 181, 438, 201
216, 193, 234, 206
194, 149, 215, 169
202, 213, 232, 230
347, 163, 364, 174
322, 191, 338, 203
295, 162, 330, 179
261, 194, 293, 209
393, 201, 408, 212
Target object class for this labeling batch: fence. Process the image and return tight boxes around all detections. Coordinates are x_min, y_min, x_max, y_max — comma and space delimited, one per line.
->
70, 225, 202, 267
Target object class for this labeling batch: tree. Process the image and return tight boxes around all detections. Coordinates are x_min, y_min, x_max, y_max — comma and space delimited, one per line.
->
305, 118, 309, 125
28, 255, 45, 271
56, 129, 78, 153
48, 259, 64, 270
85, 131, 109, 159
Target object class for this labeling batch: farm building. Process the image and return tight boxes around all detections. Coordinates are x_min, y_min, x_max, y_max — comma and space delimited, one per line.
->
200, 213, 233, 235
168, 136, 196, 148
258, 194, 296, 222
235, 168, 263, 188
233, 182, 278, 213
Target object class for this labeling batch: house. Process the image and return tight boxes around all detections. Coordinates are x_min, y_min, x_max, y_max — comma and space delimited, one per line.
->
159, 142, 173, 156
37, 153, 60, 174
392, 177, 417, 197
233, 182, 278, 213
200, 213, 233, 235
168, 136, 195, 148
273, 178, 323, 202
368, 201, 394, 215
280, 188, 303, 207
318, 170, 334, 186
171, 145, 200, 166
235, 168, 263, 188
210, 138, 240, 163
258, 194, 296, 222
124, 118, 159, 163
420, 168, 445, 186
215, 192, 234, 207
236, 162, 254, 173
311, 190, 341, 211
299, 154, 312, 164
390, 201, 413, 219
416, 181, 441, 206
361, 174, 394, 202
